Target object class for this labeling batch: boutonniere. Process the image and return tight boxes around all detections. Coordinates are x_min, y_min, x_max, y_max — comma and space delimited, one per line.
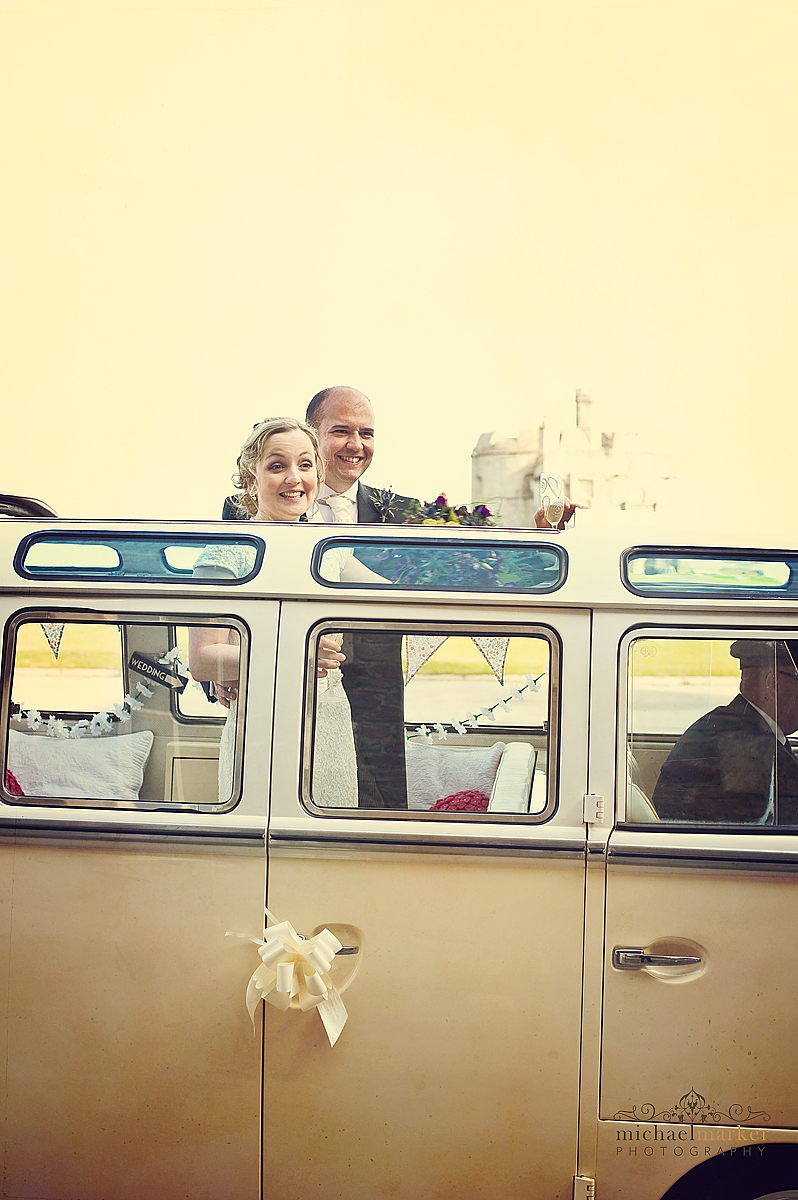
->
370, 486, 402, 522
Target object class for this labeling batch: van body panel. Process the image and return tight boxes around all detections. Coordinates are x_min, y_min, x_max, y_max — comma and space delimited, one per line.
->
3, 518, 798, 1197
600, 612, 798, 1139
595, 1119, 798, 1199
263, 848, 584, 1200
0, 835, 263, 1199
260, 601, 591, 1197
0, 582, 275, 1198
601, 856, 798, 1126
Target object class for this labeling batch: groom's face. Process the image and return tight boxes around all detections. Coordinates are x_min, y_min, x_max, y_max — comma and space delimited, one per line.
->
314, 389, 375, 494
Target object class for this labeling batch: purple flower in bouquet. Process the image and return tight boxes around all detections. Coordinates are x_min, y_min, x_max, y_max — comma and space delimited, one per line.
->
403, 493, 496, 527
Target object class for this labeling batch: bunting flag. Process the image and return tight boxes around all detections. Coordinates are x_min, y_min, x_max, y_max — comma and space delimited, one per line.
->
404, 635, 448, 683
404, 634, 510, 685
40, 622, 64, 660
471, 636, 509, 686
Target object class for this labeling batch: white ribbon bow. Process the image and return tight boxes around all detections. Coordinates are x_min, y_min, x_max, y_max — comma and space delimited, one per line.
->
227, 913, 348, 1047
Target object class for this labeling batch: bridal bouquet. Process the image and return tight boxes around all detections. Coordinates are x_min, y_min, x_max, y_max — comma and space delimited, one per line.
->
371, 489, 496, 527
361, 490, 556, 590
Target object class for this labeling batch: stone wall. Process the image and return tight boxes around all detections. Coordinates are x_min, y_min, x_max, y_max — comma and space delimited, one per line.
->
471, 391, 673, 527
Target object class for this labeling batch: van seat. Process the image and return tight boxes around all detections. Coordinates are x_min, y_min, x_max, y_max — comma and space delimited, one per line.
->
626, 748, 659, 821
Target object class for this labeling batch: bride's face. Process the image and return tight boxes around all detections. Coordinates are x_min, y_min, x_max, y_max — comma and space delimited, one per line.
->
252, 430, 319, 522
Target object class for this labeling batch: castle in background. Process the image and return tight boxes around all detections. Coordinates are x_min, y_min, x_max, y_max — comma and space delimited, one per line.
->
471, 390, 674, 527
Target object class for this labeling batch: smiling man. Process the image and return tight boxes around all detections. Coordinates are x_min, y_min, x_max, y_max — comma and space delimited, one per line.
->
306, 386, 373, 512
305, 385, 412, 809
305, 386, 412, 523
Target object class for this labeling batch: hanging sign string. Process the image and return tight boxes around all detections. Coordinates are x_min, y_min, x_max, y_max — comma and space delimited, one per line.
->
13, 647, 192, 739
407, 671, 546, 742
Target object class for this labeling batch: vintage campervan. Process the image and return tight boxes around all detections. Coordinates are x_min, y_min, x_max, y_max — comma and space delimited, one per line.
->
1, 504, 798, 1200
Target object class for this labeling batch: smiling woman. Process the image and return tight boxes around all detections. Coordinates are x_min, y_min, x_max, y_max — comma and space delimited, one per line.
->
252, 431, 319, 522
189, 415, 384, 803
229, 417, 325, 522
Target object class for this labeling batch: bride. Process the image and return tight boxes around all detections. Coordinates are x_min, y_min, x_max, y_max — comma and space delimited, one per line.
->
189, 416, 379, 806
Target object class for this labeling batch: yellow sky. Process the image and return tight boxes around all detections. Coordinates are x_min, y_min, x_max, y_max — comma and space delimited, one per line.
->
2, 1, 796, 537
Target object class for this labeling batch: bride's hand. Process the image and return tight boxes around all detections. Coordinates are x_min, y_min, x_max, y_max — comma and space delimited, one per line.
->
317, 634, 346, 678
213, 681, 238, 708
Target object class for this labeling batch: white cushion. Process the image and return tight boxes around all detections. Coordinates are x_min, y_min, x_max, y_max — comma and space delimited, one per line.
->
8, 729, 154, 803
488, 742, 537, 813
405, 741, 505, 810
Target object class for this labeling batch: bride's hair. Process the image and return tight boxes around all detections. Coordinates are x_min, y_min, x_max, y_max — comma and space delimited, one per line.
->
233, 417, 325, 518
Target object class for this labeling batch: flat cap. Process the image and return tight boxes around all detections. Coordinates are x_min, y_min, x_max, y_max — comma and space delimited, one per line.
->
730, 639, 798, 672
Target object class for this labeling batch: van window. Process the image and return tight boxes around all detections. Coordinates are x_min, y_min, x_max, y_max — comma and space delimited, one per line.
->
3, 613, 245, 812
16, 533, 265, 584
307, 629, 555, 819
626, 635, 798, 825
623, 548, 797, 598
313, 538, 565, 593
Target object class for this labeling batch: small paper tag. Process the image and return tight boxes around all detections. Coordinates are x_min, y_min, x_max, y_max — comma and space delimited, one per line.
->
317, 983, 348, 1047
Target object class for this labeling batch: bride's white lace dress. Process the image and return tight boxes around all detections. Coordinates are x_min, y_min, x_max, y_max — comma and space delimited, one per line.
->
192, 541, 357, 806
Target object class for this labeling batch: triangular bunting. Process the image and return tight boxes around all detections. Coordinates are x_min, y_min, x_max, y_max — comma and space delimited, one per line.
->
404, 635, 510, 685
471, 636, 510, 685
40, 622, 64, 660
404, 635, 449, 683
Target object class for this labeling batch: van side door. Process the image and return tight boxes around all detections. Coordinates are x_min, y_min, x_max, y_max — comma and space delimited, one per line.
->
594, 612, 798, 1198
259, 597, 591, 1200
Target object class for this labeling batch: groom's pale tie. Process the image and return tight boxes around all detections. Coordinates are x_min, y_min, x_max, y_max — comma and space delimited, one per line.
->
325, 494, 356, 523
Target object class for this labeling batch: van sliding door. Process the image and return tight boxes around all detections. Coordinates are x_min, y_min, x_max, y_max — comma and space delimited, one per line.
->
259, 600, 590, 1200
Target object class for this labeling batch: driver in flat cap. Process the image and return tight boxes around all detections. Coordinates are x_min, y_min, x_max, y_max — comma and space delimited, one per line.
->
653, 640, 798, 824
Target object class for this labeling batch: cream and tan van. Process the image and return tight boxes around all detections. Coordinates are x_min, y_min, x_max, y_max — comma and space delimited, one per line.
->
2, 503, 798, 1200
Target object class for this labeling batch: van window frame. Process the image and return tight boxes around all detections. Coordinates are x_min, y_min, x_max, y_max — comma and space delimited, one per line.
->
618, 621, 798, 834
621, 546, 798, 600
2, 606, 250, 814
310, 535, 568, 595
300, 617, 561, 824
14, 531, 266, 585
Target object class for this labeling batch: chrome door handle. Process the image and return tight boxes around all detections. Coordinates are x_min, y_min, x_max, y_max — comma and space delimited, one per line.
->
612, 948, 701, 971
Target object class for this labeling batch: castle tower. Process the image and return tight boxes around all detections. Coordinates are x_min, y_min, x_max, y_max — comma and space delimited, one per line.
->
471, 391, 673, 527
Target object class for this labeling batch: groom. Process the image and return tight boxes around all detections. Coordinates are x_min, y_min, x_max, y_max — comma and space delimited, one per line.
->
304, 386, 414, 524
304, 386, 412, 809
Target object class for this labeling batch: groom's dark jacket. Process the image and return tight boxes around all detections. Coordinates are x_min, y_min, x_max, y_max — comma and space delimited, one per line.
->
355, 483, 414, 524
